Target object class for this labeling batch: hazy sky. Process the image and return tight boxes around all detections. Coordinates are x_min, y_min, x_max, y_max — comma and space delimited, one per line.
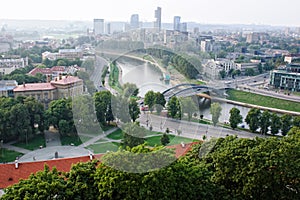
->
1, 0, 299, 26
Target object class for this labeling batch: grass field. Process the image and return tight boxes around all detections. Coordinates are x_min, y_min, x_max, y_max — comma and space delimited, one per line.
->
145, 135, 198, 147
227, 89, 300, 112
106, 129, 123, 140
13, 134, 46, 150
88, 142, 120, 154
0, 149, 23, 163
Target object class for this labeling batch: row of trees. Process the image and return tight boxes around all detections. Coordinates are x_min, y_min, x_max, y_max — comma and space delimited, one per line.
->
3, 127, 300, 199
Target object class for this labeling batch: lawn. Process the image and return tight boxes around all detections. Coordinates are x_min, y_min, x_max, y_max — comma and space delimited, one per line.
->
0, 149, 23, 163
106, 129, 123, 140
61, 135, 92, 146
145, 135, 198, 147
13, 134, 46, 150
87, 142, 120, 154
227, 89, 300, 112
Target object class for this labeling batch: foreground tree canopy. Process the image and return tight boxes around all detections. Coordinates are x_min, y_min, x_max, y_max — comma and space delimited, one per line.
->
2, 127, 300, 200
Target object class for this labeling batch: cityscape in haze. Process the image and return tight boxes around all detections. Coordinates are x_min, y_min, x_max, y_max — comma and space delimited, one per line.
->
0, 1, 300, 199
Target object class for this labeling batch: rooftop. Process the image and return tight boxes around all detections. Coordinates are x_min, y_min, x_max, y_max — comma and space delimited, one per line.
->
13, 83, 56, 92
28, 68, 52, 76
50, 76, 82, 85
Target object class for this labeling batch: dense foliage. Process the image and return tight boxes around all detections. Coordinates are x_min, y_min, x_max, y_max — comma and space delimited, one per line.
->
2, 127, 300, 199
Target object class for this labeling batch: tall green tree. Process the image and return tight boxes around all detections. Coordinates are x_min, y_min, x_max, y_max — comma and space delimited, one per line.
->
180, 97, 197, 121
128, 98, 140, 122
210, 102, 222, 126
259, 110, 271, 135
122, 123, 146, 148
144, 90, 156, 112
270, 113, 281, 135
167, 96, 181, 119
155, 92, 166, 114
160, 133, 170, 146
9, 104, 30, 142
281, 114, 292, 136
94, 91, 113, 125
245, 108, 261, 133
229, 107, 243, 129
122, 83, 139, 98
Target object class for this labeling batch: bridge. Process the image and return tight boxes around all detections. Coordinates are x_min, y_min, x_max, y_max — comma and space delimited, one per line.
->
162, 83, 227, 100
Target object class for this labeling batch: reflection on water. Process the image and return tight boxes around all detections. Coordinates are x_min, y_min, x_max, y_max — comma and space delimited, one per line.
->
118, 58, 171, 97
118, 57, 251, 127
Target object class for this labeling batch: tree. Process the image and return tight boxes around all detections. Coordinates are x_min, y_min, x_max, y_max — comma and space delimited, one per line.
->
245, 108, 261, 133
293, 116, 300, 127
94, 91, 113, 125
160, 133, 170, 146
144, 90, 156, 112
281, 114, 292, 136
2, 165, 68, 199
167, 96, 181, 119
128, 98, 140, 122
229, 107, 243, 129
122, 83, 139, 98
23, 97, 45, 134
45, 98, 75, 134
219, 70, 226, 79
210, 102, 222, 126
245, 68, 255, 76
180, 97, 197, 121
259, 110, 271, 135
122, 123, 146, 148
270, 113, 281, 135
155, 92, 166, 114
9, 104, 30, 142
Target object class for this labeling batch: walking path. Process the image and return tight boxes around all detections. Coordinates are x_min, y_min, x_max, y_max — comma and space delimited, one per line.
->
2, 127, 119, 163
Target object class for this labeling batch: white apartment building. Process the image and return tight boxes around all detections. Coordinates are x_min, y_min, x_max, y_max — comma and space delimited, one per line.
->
0, 57, 28, 75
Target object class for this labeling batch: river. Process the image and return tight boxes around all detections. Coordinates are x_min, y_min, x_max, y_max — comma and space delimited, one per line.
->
117, 57, 251, 127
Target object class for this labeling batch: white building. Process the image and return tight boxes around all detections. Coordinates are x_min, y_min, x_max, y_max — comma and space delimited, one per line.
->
94, 19, 105, 35
203, 59, 237, 79
0, 57, 28, 75
42, 49, 83, 61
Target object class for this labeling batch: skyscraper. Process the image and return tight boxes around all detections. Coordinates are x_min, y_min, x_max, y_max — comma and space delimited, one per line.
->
154, 7, 162, 31
173, 16, 181, 31
94, 19, 104, 35
180, 22, 187, 32
130, 14, 139, 29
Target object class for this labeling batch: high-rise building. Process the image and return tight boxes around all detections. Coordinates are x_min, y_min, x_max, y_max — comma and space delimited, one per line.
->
154, 7, 162, 31
173, 16, 181, 31
180, 22, 187, 32
106, 23, 111, 35
130, 14, 139, 29
93, 19, 104, 35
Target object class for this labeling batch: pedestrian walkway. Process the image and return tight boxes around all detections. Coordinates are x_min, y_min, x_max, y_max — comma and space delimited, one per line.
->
2, 143, 30, 154
79, 127, 118, 148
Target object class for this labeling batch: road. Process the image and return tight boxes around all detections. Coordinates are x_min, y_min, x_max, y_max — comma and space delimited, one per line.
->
90, 55, 109, 91
138, 112, 265, 141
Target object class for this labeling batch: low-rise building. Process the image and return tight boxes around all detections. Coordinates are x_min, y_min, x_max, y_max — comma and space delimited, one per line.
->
0, 80, 18, 97
270, 70, 300, 92
13, 76, 83, 107
42, 49, 83, 61
236, 63, 258, 75
0, 57, 28, 75
203, 59, 237, 79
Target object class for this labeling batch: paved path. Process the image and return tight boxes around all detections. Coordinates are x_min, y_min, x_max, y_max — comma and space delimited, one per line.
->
2, 143, 30, 154
78, 127, 118, 148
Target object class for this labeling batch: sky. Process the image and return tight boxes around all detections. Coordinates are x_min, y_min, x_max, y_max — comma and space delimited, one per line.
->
1, 0, 299, 27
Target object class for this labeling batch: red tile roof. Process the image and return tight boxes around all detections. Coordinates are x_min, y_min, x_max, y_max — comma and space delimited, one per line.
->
28, 68, 52, 76
51, 66, 66, 72
13, 83, 56, 92
50, 76, 82, 85
0, 154, 103, 189
0, 142, 199, 189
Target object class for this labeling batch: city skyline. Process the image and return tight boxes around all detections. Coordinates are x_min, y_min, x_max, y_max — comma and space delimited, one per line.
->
0, 0, 300, 27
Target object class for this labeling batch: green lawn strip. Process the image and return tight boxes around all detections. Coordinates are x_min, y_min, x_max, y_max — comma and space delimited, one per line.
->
109, 63, 123, 93
227, 89, 300, 112
0, 149, 23, 163
87, 142, 120, 154
106, 129, 123, 140
61, 135, 92, 146
146, 135, 198, 147
95, 138, 109, 143
101, 125, 116, 131
13, 134, 46, 150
